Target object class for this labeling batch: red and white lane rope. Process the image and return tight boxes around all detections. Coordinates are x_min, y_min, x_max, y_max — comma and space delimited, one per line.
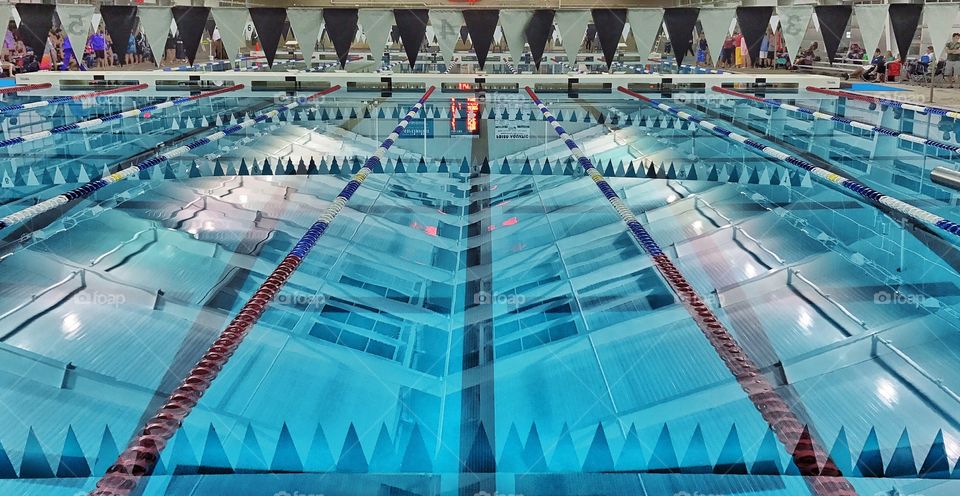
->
87, 86, 436, 496
807, 85, 960, 118
0, 82, 52, 95
527, 86, 856, 496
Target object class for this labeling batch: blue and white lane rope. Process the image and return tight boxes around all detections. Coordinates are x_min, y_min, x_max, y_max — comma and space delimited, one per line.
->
714, 86, 960, 153
807, 86, 960, 118
0, 84, 244, 149
523, 86, 663, 256
0, 83, 149, 114
617, 86, 960, 238
88, 87, 436, 496
0, 85, 342, 232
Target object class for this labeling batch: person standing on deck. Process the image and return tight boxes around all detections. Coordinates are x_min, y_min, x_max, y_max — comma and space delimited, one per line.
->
945, 33, 960, 88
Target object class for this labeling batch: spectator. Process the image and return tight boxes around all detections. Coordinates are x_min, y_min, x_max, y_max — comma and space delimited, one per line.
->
719, 35, 735, 68
696, 37, 707, 67
90, 29, 107, 68
849, 49, 885, 80
945, 33, 960, 87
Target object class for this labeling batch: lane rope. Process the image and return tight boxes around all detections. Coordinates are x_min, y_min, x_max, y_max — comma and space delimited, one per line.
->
0, 83, 150, 114
618, 86, 960, 239
0, 85, 341, 232
87, 85, 435, 496
806, 86, 959, 118
0, 82, 53, 95
0, 84, 244, 149
526, 85, 856, 496
714, 86, 960, 153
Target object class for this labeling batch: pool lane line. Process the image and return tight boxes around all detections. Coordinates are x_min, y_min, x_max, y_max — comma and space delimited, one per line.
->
86, 86, 434, 496
0, 84, 245, 149
618, 86, 960, 240
0, 85, 341, 232
525, 86, 856, 496
0, 83, 150, 114
807, 86, 960, 118
714, 86, 960, 153
0, 82, 52, 94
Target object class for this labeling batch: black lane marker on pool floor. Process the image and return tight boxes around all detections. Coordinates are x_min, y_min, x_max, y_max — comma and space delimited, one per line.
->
460, 89, 497, 496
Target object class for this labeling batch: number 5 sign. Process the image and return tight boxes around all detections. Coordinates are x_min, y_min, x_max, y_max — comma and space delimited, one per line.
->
55, 4, 95, 55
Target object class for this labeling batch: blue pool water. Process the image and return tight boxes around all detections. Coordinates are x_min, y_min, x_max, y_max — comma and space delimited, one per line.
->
0, 85, 959, 496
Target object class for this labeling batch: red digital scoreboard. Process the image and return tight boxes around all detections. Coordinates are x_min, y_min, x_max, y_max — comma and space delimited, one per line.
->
450, 97, 481, 137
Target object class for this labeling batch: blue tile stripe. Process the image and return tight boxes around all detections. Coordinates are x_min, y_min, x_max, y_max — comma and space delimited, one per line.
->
618, 86, 959, 239
0, 85, 342, 232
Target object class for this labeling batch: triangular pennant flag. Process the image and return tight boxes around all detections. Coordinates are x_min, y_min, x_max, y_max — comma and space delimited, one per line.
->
337, 423, 368, 473
100, 6, 138, 65
663, 8, 700, 65
304, 424, 335, 472
592, 9, 626, 69
359, 10, 392, 67
323, 9, 359, 68
555, 10, 590, 66
737, 7, 774, 64
236, 424, 266, 472
56, 426, 90, 478
0, 438, 15, 478
854, 5, 888, 61
199, 424, 233, 474
523, 424, 549, 471
287, 7, 324, 67
400, 423, 432, 472
463, 10, 499, 70
829, 427, 852, 476
271, 423, 303, 472
854, 427, 884, 477
368, 424, 396, 473
925, 5, 959, 60
714, 425, 747, 474
751, 429, 783, 475
699, 8, 735, 68
137, 6, 173, 67
616, 424, 645, 471
499, 423, 526, 472
648, 424, 679, 472
549, 423, 580, 471
582, 423, 615, 472
627, 8, 663, 64
430, 10, 463, 63
919, 430, 950, 479
525, 10, 554, 70
776, 6, 813, 61
16, 4, 56, 57
19, 428, 54, 478
814, 6, 852, 65
889, 5, 923, 63
395, 10, 429, 68
211, 8, 249, 62
886, 429, 917, 478
680, 424, 711, 473
172, 6, 210, 65
249, 8, 286, 67
57, 4, 95, 67
500, 10, 532, 66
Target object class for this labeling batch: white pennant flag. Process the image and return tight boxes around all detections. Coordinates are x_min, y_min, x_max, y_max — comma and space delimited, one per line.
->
138, 6, 173, 68
56, 4, 94, 65
777, 6, 814, 59
287, 7, 324, 66
500, 10, 532, 64
358, 9, 393, 65
924, 5, 960, 59
0, 4, 11, 56
211, 8, 249, 62
493, 25, 503, 44
555, 10, 590, 65
698, 8, 736, 67
429, 10, 463, 63
854, 5, 887, 59
627, 8, 664, 63
91, 13, 101, 31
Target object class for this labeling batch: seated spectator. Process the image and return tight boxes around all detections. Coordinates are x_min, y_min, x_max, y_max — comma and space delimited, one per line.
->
849, 49, 885, 80
846, 43, 864, 61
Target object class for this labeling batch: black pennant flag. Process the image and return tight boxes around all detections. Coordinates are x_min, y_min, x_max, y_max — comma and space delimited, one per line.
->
323, 9, 359, 68
394, 9, 429, 67
736, 7, 774, 65
16, 4, 55, 57
525, 10, 555, 70
172, 6, 210, 65
814, 5, 851, 65
250, 8, 287, 67
100, 6, 138, 65
463, 10, 499, 70
592, 9, 626, 68
662, 8, 699, 66
889, 4, 923, 62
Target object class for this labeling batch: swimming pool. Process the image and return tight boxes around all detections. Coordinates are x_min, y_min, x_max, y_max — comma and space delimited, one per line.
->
0, 80, 959, 496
